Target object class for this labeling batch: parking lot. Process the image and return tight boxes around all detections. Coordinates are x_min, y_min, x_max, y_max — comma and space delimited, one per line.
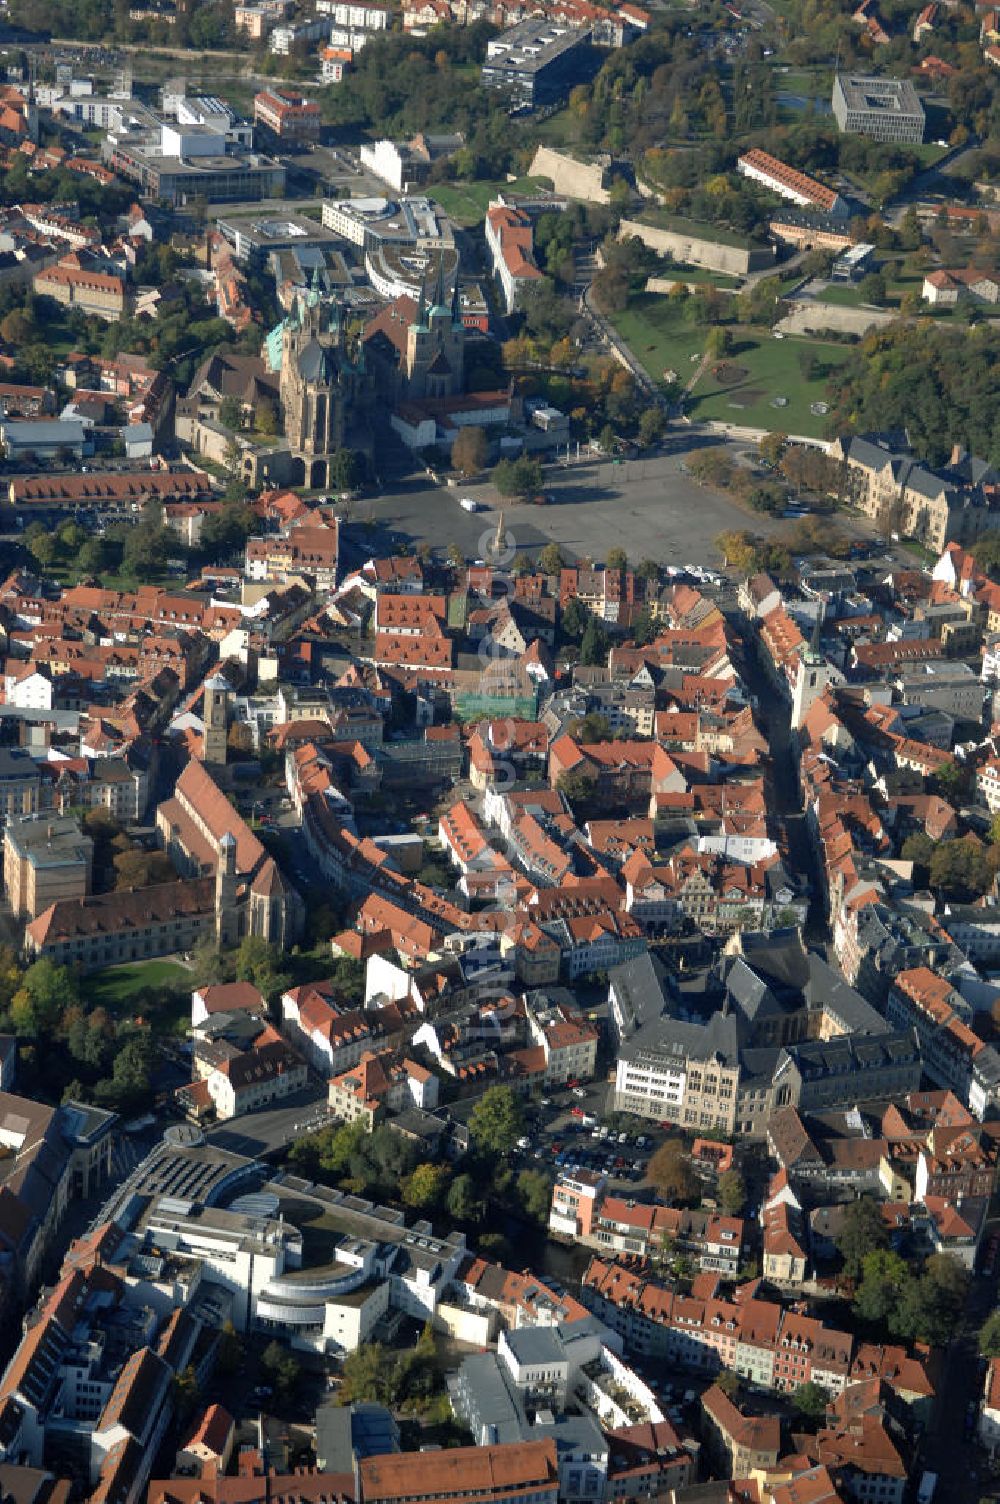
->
509, 1078, 672, 1193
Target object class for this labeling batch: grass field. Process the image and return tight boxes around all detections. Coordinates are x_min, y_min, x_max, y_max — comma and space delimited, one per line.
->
817, 283, 869, 307
609, 296, 708, 385
659, 265, 740, 289
610, 294, 853, 434
83, 960, 191, 1031
688, 331, 852, 436
427, 176, 550, 225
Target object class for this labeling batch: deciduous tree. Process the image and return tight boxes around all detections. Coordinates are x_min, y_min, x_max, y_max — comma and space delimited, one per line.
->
647, 1138, 696, 1203
835, 1196, 889, 1281
468, 1085, 523, 1155
452, 425, 488, 477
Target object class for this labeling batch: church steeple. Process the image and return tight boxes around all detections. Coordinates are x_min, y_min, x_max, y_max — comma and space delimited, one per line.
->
415, 278, 427, 329
451, 275, 462, 326
806, 610, 824, 664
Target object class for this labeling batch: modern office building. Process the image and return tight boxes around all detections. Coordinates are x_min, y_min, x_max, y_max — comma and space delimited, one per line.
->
831, 73, 925, 142
105, 121, 285, 205
481, 23, 600, 111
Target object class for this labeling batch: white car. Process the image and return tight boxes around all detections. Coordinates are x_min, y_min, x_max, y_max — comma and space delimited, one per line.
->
572, 1086, 587, 1098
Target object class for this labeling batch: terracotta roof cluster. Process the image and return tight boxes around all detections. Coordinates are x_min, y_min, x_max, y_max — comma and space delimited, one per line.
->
486, 204, 543, 282
583, 1256, 931, 1402
738, 147, 840, 212
361, 1438, 558, 1504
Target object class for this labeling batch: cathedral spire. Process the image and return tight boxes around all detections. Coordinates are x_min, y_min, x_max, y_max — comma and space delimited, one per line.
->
416, 277, 427, 328
433, 254, 446, 312
451, 275, 461, 326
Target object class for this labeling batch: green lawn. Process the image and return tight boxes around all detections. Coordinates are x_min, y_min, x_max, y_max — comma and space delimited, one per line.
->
632, 210, 758, 251
688, 331, 852, 437
818, 283, 868, 307
908, 141, 950, 167
82, 960, 192, 1032
774, 66, 832, 95
609, 295, 853, 432
428, 177, 550, 226
609, 295, 709, 386
659, 264, 740, 289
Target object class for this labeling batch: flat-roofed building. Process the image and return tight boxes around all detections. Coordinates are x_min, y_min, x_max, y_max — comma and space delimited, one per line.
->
482, 22, 600, 110
832, 72, 925, 142
3, 813, 93, 919
0, 417, 87, 462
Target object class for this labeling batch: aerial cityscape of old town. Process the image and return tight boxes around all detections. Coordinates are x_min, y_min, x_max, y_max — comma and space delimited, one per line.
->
0, 1, 997, 1503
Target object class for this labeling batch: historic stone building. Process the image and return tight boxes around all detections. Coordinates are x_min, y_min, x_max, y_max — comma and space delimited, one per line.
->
363, 269, 466, 405
277, 282, 370, 488
156, 759, 302, 948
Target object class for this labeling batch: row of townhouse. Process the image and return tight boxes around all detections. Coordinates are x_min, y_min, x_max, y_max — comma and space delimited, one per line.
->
886, 964, 1000, 1119
620, 843, 807, 938
579, 1258, 934, 1418
548, 1170, 744, 1273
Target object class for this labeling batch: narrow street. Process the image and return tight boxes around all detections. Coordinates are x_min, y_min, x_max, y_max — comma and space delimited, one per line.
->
732, 615, 829, 942
916, 1253, 998, 1504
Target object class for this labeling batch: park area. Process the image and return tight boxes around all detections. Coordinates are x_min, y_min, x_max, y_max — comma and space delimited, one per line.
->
610, 294, 851, 436
690, 333, 852, 434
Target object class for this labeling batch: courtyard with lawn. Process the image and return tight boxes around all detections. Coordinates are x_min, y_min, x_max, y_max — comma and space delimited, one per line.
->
82, 958, 192, 1032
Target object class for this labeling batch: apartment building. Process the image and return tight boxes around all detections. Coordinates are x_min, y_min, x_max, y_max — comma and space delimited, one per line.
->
548, 1168, 606, 1240
762, 1202, 809, 1286
701, 1386, 780, 1477
195, 1039, 308, 1120
886, 966, 1000, 1118
525, 990, 598, 1084
581, 1258, 903, 1405
327, 1048, 438, 1128
245, 522, 339, 590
